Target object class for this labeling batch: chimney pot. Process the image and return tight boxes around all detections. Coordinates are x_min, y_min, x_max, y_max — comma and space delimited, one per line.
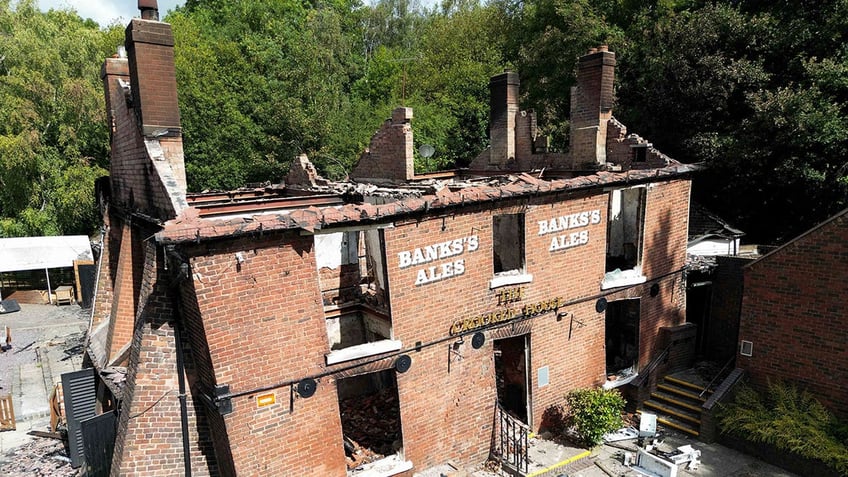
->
139, 0, 159, 21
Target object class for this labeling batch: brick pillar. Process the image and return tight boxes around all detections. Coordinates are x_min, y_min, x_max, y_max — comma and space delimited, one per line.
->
350, 106, 415, 181
570, 47, 616, 168
391, 106, 415, 180
90, 220, 114, 332
659, 322, 697, 373
489, 72, 520, 165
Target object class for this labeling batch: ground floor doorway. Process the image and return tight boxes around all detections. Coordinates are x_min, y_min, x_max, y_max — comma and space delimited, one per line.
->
494, 335, 530, 425
605, 299, 640, 378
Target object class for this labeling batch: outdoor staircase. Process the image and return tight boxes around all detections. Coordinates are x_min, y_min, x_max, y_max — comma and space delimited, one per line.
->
639, 375, 709, 438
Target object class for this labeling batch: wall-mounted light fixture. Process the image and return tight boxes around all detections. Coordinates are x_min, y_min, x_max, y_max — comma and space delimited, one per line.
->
471, 332, 486, 349
650, 283, 660, 297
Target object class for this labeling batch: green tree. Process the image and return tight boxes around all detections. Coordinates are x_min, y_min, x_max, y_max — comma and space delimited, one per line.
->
172, 0, 363, 190
0, 0, 118, 237
493, 0, 624, 147
616, 2, 848, 242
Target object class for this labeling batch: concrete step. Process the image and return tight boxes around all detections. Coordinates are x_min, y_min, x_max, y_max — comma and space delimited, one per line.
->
649, 390, 703, 413
14, 361, 50, 421
655, 383, 707, 403
643, 400, 700, 425
664, 375, 711, 396
638, 410, 699, 437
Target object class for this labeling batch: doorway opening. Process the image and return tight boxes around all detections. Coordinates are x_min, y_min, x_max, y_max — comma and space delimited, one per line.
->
337, 369, 405, 474
494, 335, 530, 425
605, 299, 640, 382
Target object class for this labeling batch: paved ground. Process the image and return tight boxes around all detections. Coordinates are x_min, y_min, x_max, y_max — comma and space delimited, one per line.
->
0, 303, 87, 474
416, 424, 801, 477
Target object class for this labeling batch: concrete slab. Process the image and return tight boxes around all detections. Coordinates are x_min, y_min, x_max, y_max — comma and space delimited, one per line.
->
525, 436, 592, 477
0, 416, 51, 460
14, 361, 49, 420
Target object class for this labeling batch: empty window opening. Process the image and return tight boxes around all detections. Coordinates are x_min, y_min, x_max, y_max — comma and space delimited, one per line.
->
493, 214, 525, 275
606, 188, 646, 273
494, 335, 530, 425
633, 145, 647, 163
316, 229, 388, 310
326, 310, 392, 350
605, 299, 640, 380
338, 370, 405, 475
317, 229, 398, 362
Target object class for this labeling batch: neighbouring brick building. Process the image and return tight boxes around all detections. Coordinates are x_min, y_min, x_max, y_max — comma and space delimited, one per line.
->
737, 209, 848, 419
82, 3, 697, 476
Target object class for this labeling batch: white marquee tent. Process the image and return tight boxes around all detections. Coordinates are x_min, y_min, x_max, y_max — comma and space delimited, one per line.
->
0, 235, 93, 303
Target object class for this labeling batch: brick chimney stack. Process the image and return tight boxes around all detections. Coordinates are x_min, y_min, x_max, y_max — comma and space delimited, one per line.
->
125, 9, 181, 138
489, 71, 520, 166
570, 46, 616, 168
139, 0, 159, 21
100, 54, 129, 139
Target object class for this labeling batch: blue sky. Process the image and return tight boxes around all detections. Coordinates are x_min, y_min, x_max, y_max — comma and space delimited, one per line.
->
36, 0, 185, 27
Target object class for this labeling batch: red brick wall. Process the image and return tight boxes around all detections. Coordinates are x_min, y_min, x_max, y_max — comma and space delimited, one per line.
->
351, 108, 414, 181
112, 238, 215, 476
605, 119, 672, 170
179, 278, 235, 476
157, 177, 691, 474
738, 212, 848, 417
184, 233, 347, 476
107, 69, 181, 219
381, 179, 689, 468
104, 219, 143, 363
91, 214, 115, 331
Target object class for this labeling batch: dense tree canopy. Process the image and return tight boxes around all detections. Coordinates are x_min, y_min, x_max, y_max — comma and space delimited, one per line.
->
1, 0, 847, 244
0, 0, 121, 236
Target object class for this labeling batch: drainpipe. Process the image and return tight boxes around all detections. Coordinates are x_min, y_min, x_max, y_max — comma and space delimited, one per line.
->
86, 226, 106, 345
174, 313, 192, 476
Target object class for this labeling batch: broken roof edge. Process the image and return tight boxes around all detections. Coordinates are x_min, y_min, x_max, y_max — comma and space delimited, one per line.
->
154, 163, 701, 245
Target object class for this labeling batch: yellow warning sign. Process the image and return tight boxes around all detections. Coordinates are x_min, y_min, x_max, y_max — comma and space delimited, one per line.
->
256, 393, 276, 407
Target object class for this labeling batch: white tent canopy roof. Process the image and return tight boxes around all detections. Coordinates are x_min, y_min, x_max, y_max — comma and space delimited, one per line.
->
0, 235, 93, 273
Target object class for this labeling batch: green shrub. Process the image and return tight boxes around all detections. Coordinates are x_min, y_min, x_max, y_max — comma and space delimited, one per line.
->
565, 388, 626, 447
719, 381, 848, 475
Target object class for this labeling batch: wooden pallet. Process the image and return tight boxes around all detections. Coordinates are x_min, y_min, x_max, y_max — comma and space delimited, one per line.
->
0, 394, 16, 431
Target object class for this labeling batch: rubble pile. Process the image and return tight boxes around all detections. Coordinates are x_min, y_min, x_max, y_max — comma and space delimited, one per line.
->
0, 437, 75, 476
340, 387, 401, 470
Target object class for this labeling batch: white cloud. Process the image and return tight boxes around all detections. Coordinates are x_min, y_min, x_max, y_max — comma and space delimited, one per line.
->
36, 0, 185, 27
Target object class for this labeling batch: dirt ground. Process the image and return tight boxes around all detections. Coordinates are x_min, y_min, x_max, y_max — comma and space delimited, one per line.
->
0, 302, 88, 476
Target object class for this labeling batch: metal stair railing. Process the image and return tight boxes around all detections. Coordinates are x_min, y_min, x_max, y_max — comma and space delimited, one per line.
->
494, 401, 529, 474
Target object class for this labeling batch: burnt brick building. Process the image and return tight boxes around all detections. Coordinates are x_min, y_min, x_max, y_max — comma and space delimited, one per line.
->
82, 3, 697, 476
